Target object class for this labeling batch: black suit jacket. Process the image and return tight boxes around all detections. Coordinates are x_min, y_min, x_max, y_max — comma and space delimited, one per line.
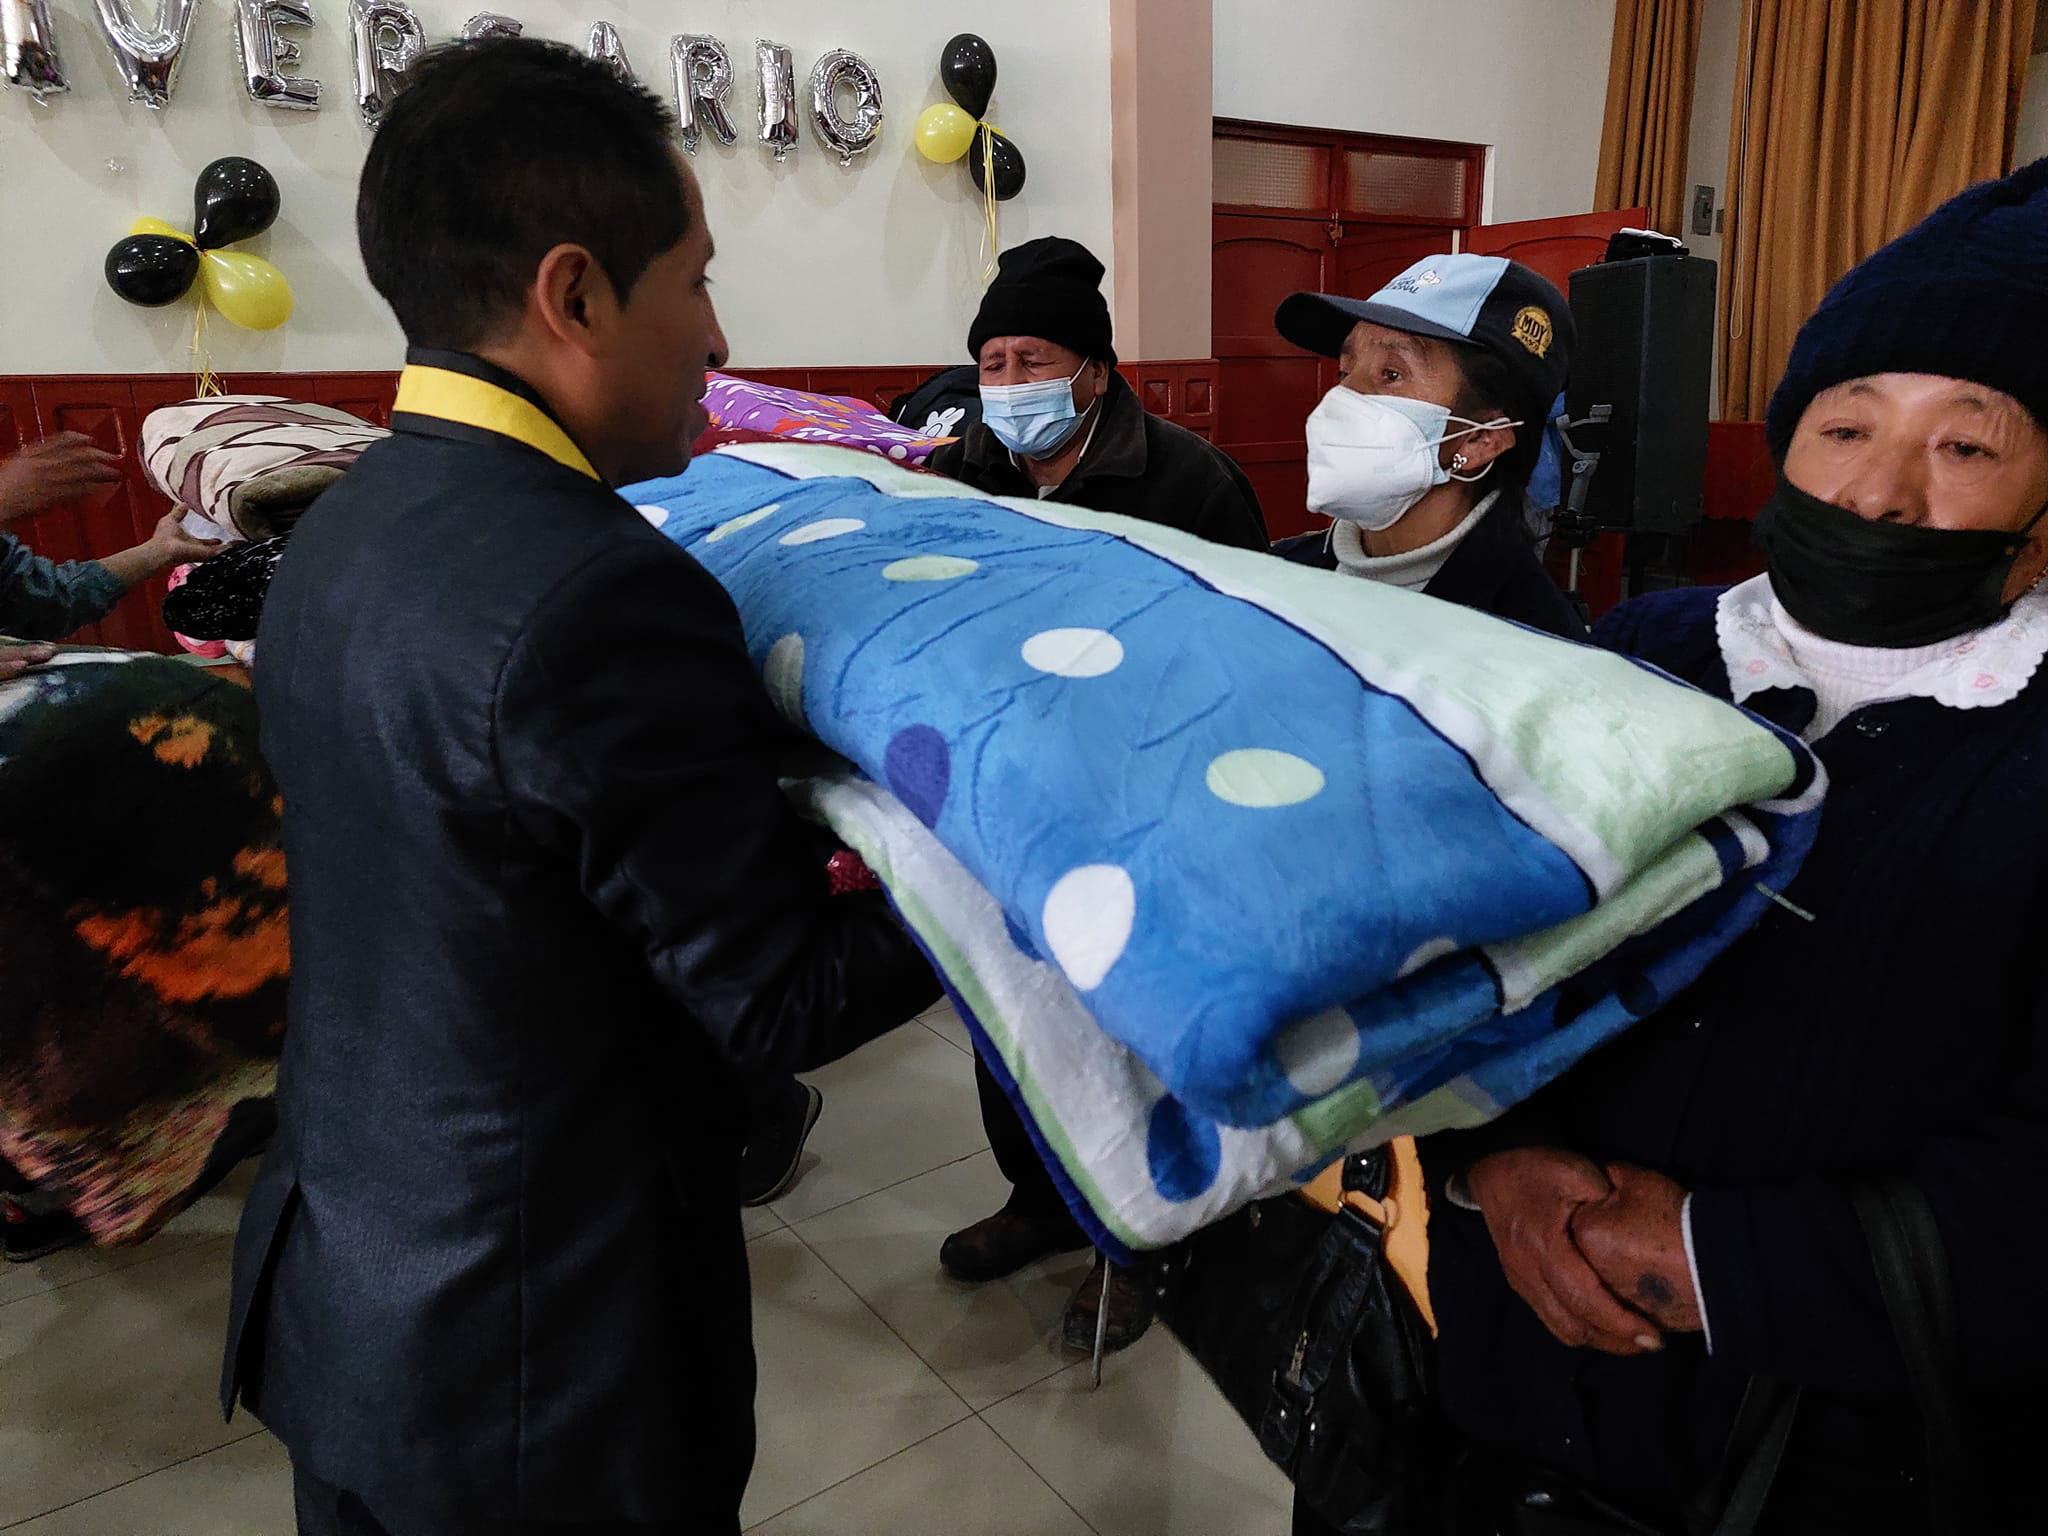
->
222, 355, 936, 1529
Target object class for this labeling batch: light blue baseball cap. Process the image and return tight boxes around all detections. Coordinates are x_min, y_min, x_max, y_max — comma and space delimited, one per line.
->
1275, 253, 1573, 414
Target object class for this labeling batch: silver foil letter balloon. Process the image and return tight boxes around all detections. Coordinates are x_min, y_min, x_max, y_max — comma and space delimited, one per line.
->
586, 20, 636, 84
669, 33, 735, 153
459, 11, 519, 39
2, 0, 69, 99
755, 38, 797, 161
807, 49, 882, 166
234, 0, 319, 110
92, 0, 198, 109
347, 0, 421, 127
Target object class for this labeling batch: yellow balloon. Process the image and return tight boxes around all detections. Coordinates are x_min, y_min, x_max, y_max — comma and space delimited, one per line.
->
201, 250, 294, 330
915, 103, 977, 164
129, 215, 191, 243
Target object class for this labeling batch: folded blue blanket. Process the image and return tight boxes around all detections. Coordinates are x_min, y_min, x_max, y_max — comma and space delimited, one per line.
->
626, 444, 1823, 1254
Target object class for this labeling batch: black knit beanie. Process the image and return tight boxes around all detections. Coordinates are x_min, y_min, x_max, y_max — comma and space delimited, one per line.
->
1766, 156, 2048, 457
967, 237, 1117, 365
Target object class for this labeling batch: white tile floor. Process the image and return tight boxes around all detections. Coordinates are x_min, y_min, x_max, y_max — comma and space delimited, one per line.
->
0, 1004, 1293, 1534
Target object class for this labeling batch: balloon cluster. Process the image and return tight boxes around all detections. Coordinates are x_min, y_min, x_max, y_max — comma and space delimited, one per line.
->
103, 158, 293, 332
914, 34, 1024, 201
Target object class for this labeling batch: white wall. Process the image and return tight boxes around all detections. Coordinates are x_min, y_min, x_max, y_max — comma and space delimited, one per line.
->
2019, 51, 2048, 169
1211, 0, 1616, 226
0, 1, 1113, 374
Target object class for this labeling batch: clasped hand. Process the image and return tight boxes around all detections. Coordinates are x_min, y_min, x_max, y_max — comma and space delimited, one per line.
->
1465, 1147, 1701, 1356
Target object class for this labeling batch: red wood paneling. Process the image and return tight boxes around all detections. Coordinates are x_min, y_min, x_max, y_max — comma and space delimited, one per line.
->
1702, 421, 1773, 524
2, 364, 1226, 651
1464, 209, 1646, 297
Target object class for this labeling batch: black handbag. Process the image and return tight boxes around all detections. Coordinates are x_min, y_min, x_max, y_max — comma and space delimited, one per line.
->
1151, 1151, 1437, 1533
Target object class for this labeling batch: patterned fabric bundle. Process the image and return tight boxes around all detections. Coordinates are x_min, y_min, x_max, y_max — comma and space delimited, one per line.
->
0, 651, 287, 1243
141, 396, 389, 664
141, 395, 388, 543
625, 443, 1824, 1258
703, 373, 956, 466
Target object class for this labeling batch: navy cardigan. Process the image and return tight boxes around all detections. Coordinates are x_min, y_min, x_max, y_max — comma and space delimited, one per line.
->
1428, 585, 2048, 1529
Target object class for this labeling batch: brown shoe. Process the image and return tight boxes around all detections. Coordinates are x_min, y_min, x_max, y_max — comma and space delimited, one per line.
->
940, 1201, 1089, 1282
1060, 1258, 1154, 1356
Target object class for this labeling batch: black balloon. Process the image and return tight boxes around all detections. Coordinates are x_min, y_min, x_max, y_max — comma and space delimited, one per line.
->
105, 235, 201, 307
940, 32, 997, 119
193, 156, 281, 250
967, 127, 1027, 201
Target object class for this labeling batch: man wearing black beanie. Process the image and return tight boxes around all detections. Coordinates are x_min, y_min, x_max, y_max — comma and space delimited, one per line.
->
928, 237, 1268, 553
930, 236, 1266, 1358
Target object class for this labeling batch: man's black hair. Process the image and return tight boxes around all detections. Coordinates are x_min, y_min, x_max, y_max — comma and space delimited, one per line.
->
1452, 346, 1546, 493
357, 38, 689, 350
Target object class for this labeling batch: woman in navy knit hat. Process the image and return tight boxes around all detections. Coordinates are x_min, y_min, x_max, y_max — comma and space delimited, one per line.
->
1306, 159, 2048, 1535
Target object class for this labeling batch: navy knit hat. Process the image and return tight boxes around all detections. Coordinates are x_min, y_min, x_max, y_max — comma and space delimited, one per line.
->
1766, 156, 2048, 457
967, 237, 1117, 365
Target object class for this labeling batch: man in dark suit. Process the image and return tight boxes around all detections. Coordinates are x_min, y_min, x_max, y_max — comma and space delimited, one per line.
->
221, 40, 938, 1535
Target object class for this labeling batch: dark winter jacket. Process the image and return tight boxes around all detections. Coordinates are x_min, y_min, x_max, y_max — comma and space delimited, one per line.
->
927, 372, 1269, 551
1271, 492, 1585, 641
1429, 583, 2048, 1533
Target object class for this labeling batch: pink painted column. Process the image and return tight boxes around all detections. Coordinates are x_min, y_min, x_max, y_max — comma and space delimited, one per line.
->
1109, 0, 1214, 360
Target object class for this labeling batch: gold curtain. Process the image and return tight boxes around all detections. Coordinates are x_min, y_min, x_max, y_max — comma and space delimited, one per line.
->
1718, 0, 2040, 420
1595, 0, 1708, 237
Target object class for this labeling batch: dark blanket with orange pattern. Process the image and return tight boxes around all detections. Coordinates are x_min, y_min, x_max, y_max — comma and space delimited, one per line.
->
0, 650, 286, 1244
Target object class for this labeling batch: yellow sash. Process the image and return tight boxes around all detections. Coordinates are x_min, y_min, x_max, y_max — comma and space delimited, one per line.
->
392, 365, 600, 483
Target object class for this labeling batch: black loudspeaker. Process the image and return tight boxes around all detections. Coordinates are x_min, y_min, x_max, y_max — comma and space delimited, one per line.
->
1565, 254, 1717, 535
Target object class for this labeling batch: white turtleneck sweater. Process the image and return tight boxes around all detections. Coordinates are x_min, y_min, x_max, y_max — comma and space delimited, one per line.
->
1329, 491, 1497, 591
1770, 599, 1963, 741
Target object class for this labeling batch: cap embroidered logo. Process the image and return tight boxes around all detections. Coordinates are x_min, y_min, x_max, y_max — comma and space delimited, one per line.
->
1388, 268, 1443, 295
1512, 305, 1555, 357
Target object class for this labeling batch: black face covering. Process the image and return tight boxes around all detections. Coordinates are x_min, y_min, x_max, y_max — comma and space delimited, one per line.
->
1753, 476, 2048, 649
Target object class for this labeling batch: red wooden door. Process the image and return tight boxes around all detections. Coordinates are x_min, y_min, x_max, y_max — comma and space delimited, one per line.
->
1465, 208, 1646, 297
1213, 214, 1329, 538
1212, 216, 1452, 540
1212, 123, 1484, 543
1330, 224, 1456, 297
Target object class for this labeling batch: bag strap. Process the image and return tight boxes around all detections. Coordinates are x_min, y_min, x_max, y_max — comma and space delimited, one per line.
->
1849, 1178, 1981, 1536
1701, 1379, 1800, 1536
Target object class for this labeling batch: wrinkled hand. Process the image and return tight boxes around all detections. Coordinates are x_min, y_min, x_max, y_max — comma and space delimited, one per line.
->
0, 642, 57, 679
146, 510, 223, 568
1569, 1163, 1701, 1335
0, 434, 123, 524
1467, 1147, 1663, 1356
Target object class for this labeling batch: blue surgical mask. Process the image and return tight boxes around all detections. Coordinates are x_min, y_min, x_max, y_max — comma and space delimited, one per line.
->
981, 365, 1093, 459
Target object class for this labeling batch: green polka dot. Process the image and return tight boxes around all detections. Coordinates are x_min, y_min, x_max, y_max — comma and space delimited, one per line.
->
883, 555, 980, 582
1205, 749, 1326, 808
705, 503, 780, 543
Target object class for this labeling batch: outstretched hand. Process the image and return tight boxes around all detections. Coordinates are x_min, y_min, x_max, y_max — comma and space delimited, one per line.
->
0, 434, 123, 525
1467, 1146, 1665, 1356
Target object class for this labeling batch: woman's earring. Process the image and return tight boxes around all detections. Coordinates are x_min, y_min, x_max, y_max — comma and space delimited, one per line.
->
1451, 453, 1468, 472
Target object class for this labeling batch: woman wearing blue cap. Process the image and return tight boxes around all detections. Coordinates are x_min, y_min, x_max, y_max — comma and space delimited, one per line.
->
1270, 254, 1585, 640
1365, 157, 2048, 1536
